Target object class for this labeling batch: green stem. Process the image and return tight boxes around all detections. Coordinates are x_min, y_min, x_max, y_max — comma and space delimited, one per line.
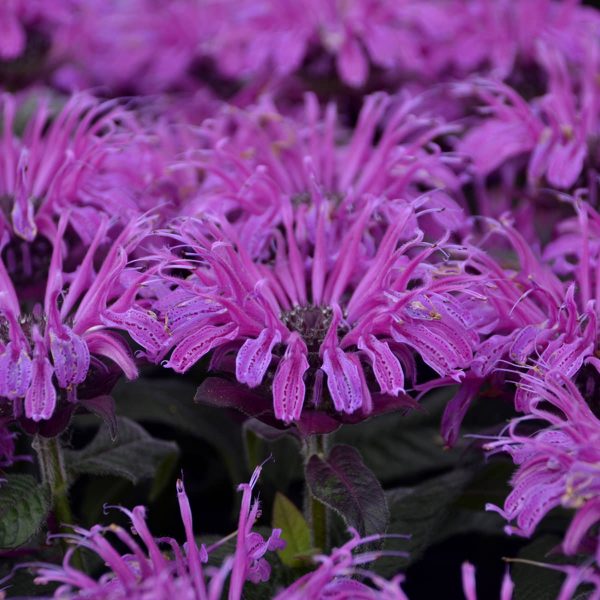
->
309, 493, 327, 552
33, 435, 84, 570
304, 433, 329, 551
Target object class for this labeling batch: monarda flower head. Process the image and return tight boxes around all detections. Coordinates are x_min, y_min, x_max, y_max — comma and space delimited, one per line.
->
122, 94, 481, 430
28, 464, 284, 599
201, 0, 598, 92
485, 373, 600, 566
0, 213, 151, 429
458, 39, 600, 190
439, 209, 600, 445
0, 92, 138, 250
203, 0, 428, 89
185, 92, 465, 258
50, 0, 205, 95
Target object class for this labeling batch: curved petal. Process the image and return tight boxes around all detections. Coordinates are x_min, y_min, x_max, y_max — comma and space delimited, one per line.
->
236, 328, 281, 388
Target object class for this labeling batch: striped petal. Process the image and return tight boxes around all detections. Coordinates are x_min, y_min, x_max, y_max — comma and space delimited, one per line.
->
322, 347, 364, 414
236, 329, 281, 388
358, 335, 404, 396
25, 356, 56, 421
166, 322, 239, 373
273, 335, 309, 423
49, 327, 90, 389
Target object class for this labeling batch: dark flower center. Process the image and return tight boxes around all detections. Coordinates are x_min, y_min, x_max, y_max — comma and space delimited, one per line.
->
0, 307, 47, 348
280, 305, 334, 351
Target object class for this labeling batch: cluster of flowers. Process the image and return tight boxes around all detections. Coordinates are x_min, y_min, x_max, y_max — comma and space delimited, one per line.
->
25, 463, 511, 600
1, 0, 600, 598
3, 0, 599, 94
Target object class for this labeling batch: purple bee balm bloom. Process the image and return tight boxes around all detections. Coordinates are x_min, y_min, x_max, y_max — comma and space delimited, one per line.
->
485, 373, 600, 565
459, 39, 600, 189
204, 0, 411, 88
275, 528, 409, 600
0, 92, 139, 250
131, 99, 482, 428
28, 464, 283, 599
426, 0, 599, 81
0, 0, 72, 61
51, 0, 205, 95
0, 213, 151, 425
147, 204, 475, 428
203, 0, 597, 91
185, 93, 465, 245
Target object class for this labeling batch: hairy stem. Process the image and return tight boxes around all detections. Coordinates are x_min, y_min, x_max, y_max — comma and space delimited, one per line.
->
33, 435, 84, 570
304, 433, 329, 551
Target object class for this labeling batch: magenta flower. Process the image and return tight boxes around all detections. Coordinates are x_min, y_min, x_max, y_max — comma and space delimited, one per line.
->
0, 0, 72, 61
51, 0, 204, 95
459, 40, 600, 189
202, 0, 598, 91
203, 0, 417, 88
126, 95, 482, 428
274, 528, 409, 599
0, 92, 137, 247
152, 208, 474, 427
0, 213, 150, 425
485, 373, 600, 564
29, 464, 283, 599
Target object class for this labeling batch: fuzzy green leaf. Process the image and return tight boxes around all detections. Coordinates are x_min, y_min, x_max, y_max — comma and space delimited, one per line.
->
65, 417, 178, 484
306, 444, 389, 538
0, 475, 50, 549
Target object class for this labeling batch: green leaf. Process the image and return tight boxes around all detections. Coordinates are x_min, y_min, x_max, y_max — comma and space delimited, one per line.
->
306, 444, 389, 538
149, 450, 180, 503
272, 492, 313, 567
65, 417, 179, 484
244, 427, 264, 472
376, 469, 473, 574
0, 475, 50, 549
114, 378, 245, 483
511, 535, 571, 600
334, 388, 469, 484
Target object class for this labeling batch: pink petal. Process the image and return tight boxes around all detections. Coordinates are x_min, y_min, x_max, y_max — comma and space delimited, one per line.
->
236, 328, 281, 388
0, 344, 32, 400
25, 357, 56, 422
85, 331, 138, 380
166, 322, 239, 373
0, 13, 25, 60
358, 335, 404, 396
49, 327, 90, 389
322, 347, 364, 414
102, 308, 168, 361
272, 336, 309, 423
336, 36, 368, 88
